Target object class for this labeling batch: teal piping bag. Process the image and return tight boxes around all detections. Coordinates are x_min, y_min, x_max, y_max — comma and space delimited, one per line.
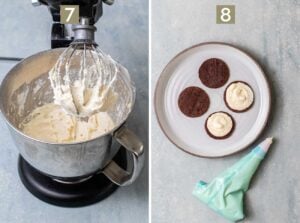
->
193, 138, 273, 222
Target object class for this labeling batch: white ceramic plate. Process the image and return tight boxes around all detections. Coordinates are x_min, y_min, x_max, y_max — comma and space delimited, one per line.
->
155, 42, 271, 157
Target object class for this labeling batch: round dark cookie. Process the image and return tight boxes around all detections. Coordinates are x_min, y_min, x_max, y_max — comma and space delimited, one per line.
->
199, 58, 230, 88
178, 86, 210, 118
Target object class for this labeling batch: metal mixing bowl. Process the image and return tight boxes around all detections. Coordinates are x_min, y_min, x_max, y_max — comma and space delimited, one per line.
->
0, 48, 144, 186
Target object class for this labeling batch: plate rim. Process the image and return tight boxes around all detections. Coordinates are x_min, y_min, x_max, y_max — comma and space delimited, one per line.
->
154, 41, 271, 158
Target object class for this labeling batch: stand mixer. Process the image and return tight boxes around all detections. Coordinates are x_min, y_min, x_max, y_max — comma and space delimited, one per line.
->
0, 0, 144, 207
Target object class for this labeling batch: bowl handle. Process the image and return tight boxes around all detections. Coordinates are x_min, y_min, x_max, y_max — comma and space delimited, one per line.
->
102, 125, 144, 186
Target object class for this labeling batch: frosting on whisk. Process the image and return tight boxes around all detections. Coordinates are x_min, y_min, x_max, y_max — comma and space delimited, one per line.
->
49, 46, 119, 117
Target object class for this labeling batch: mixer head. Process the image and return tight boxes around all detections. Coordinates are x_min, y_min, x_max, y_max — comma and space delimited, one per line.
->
32, 0, 114, 48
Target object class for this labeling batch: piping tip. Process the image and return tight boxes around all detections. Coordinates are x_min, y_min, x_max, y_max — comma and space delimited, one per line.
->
260, 137, 274, 153
266, 137, 274, 144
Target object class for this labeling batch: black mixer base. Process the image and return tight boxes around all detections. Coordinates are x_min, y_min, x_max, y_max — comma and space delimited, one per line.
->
18, 147, 127, 207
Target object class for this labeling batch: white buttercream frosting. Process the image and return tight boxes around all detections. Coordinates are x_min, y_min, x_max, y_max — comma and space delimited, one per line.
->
206, 112, 233, 138
48, 50, 119, 118
20, 103, 115, 143
225, 82, 254, 111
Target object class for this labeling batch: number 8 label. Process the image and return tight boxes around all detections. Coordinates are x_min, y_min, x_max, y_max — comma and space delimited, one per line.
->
221, 8, 231, 22
216, 5, 235, 24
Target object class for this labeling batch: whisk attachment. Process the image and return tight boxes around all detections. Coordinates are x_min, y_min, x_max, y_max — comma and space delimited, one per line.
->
49, 18, 119, 118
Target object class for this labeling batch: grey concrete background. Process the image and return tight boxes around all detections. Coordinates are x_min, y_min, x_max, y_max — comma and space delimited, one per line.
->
152, 0, 299, 222
0, 1, 148, 223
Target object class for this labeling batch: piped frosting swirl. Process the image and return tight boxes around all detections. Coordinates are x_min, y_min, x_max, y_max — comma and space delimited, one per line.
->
225, 82, 254, 111
206, 112, 234, 138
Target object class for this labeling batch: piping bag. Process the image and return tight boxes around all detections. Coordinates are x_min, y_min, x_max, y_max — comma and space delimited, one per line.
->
193, 138, 273, 222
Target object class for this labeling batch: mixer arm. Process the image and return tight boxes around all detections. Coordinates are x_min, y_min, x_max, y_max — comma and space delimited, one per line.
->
32, 0, 115, 23
31, 0, 114, 48
103, 126, 145, 186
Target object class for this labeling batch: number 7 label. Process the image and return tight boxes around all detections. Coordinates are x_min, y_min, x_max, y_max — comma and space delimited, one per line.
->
60, 5, 79, 24
216, 5, 235, 24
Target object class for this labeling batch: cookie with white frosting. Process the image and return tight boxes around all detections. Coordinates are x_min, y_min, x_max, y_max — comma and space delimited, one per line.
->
205, 112, 235, 139
224, 81, 254, 112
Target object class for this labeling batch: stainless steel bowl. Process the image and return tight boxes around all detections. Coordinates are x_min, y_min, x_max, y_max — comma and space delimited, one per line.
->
0, 48, 144, 186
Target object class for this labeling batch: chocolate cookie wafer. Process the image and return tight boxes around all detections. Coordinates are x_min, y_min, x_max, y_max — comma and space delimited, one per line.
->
199, 58, 229, 88
178, 86, 210, 118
